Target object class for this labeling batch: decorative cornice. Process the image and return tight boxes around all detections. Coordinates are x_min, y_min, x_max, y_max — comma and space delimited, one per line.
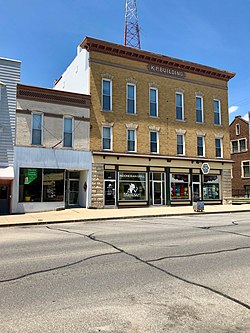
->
125, 123, 138, 129
101, 73, 114, 80
126, 78, 137, 85
81, 37, 235, 81
102, 121, 114, 127
215, 134, 224, 139
196, 130, 206, 136
176, 129, 186, 135
176, 87, 185, 94
196, 91, 204, 97
17, 84, 90, 108
149, 125, 160, 132
149, 82, 159, 89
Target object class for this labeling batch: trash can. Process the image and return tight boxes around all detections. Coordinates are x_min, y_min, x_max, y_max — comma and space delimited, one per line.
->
193, 198, 204, 212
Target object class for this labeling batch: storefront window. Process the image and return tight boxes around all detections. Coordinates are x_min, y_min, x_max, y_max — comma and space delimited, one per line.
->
43, 169, 64, 202
171, 174, 189, 200
203, 175, 220, 200
119, 172, 146, 201
19, 168, 42, 202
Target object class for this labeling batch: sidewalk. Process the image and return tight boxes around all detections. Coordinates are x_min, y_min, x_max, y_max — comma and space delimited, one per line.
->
0, 204, 250, 227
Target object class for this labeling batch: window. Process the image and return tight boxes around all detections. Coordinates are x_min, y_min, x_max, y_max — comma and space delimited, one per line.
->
203, 175, 220, 200
196, 96, 203, 123
171, 174, 189, 200
119, 172, 146, 201
149, 88, 158, 117
150, 131, 158, 153
102, 79, 112, 111
32, 113, 43, 145
214, 99, 221, 125
215, 138, 222, 158
242, 161, 250, 178
239, 139, 246, 152
127, 84, 136, 114
231, 140, 238, 153
231, 138, 247, 153
127, 129, 136, 152
197, 136, 205, 157
236, 123, 240, 135
63, 117, 73, 148
102, 126, 112, 150
176, 93, 184, 120
177, 134, 185, 155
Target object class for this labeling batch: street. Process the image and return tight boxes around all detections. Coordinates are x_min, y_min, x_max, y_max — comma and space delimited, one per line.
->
0, 212, 249, 332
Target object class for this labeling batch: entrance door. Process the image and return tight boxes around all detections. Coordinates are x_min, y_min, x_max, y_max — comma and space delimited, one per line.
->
104, 180, 116, 206
0, 185, 10, 214
192, 175, 201, 202
68, 180, 79, 206
153, 181, 162, 205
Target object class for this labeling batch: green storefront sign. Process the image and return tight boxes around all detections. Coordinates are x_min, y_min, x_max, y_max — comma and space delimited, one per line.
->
24, 169, 38, 184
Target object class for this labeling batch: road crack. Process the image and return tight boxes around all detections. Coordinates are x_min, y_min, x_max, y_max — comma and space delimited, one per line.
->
47, 226, 250, 311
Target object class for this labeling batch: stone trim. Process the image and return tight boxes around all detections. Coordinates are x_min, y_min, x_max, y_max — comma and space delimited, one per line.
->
101, 73, 114, 80
176, 129, 186, 135
125, 123, 138, 129
101, 121, 114, 127
149, 82, 159, 89
126, 78, 137, 85
149, 125, 160, 132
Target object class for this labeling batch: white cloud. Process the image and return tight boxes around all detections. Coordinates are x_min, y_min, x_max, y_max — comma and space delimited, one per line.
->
228, 105, 239, 114
242, 112, 250, 121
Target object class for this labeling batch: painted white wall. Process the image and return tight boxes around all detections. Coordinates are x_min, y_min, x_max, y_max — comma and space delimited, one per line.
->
54, 47, 90, 94
12, 146, 92, 213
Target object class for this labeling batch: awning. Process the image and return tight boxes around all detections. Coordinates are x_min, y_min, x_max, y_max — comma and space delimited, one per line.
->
0, 167, 14, 180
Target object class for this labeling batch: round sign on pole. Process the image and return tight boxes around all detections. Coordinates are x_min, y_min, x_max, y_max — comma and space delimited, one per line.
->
201, 162, 210, 174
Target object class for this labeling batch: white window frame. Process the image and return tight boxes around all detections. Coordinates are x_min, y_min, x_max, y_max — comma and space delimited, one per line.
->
215, 137, 223, 158
231, 138, 247, 153
63, 116, 74, 148
102, 126, 112, 151
126, 83, 136, 114
149, 87, 158, 117
176, 134, 185, 155
242, 160, 250, 178
236, 123, 240, 136
197, 135, 205, 157
176, 92, 184, 121
127, 128, 137, 152
31, 112, 43, 146
196, 96, 204, 123
102, 79, 112, 111
150, 131, 159, 154
214, 99, 221, 125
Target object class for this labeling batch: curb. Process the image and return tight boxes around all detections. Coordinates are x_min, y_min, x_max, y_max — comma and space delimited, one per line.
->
1, 209, 250, 228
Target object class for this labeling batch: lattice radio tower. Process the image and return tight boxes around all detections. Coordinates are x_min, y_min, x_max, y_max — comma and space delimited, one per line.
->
124, 0, 141, 49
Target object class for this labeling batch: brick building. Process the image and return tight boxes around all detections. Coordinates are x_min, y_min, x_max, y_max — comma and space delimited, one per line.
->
230, 114, 250, 197
13, 84, 92, 213
55, 37, 235, 208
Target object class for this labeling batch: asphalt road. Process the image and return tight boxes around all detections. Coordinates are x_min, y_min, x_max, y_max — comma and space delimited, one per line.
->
0, 212, 249, 333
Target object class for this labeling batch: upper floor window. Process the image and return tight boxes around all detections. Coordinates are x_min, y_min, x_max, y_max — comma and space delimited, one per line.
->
32, 113, 43, 145
214, 99, 221, 125
215, 138, 223, 158
242, 161, 250, 178
150, 131, 158, 154
176, 93, 184, 121
127, 84, 136, 114
197, 136, 205, 157
149, 88, 158, 117
177, 134, 185, 155
127, 129, 136, 152
63, 117, 73, 148
196, 96, 204, 123
231, 138, 247, 153
102, 79, 112, 111
236, 123, 240, 135
102, 126, 112, 150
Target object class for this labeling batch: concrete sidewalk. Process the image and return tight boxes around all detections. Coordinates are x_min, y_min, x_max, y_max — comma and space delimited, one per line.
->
0, 204, 250, 227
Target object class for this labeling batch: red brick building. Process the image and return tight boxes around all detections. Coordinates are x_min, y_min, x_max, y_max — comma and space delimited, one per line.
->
230, 114, 250, 197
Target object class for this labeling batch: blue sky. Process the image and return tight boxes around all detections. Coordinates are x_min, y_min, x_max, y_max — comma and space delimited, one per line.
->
1, 0, 250, 123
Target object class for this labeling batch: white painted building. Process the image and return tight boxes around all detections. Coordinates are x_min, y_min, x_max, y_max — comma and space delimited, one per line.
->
0, 57, 21, 214
13, 84, 92, 213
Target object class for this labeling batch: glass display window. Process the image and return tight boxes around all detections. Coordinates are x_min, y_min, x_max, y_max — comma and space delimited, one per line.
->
203, 175, 220, 200
119, 172, 146, 201
171, 174, 189, 200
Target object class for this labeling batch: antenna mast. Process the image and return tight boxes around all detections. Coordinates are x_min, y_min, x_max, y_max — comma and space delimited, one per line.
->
124, 0, 141, 49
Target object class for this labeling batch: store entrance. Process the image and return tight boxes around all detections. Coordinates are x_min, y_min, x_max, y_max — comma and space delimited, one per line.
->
192, 174, 201, 202
150, 172, 165, 206
0, 184, 10, 214
153, 181, 163, 205
66, 171, 80, 207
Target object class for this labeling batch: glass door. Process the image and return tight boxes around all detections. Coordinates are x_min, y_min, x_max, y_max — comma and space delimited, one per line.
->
153, 181, 162, 205
0, 185, 10, 214
192, 174, 201, 202
104, 180, 116, 206
68, 180, 79, 205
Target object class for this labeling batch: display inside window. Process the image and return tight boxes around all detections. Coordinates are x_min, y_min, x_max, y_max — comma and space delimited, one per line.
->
43, 169, 64, 202
203, 175, 220, 200
171, 174, 189, 200
19, 168, 42, 202
119, 172, 146, 201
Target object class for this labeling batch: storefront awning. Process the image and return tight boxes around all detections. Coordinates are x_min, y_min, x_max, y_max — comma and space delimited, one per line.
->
0, 167, 14, 180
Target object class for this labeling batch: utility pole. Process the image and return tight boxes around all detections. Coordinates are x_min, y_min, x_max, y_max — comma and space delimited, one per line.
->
124, 0, 141, 49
